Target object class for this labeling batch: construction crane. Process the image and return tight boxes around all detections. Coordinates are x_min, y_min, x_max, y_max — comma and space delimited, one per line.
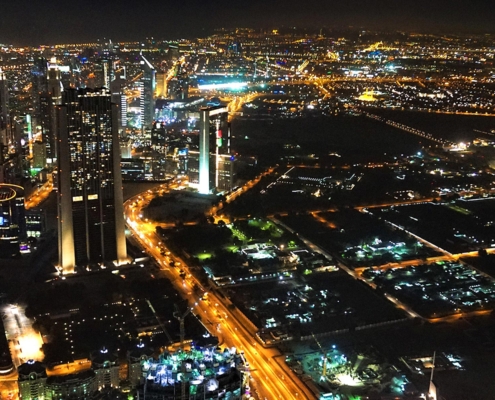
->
174, 304, 191, 400
145, 299, 173, 344
311, 333, 328, 381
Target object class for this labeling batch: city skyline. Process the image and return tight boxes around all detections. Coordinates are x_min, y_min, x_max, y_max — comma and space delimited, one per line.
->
1, 19, 495, 400
0, 0, 495, 45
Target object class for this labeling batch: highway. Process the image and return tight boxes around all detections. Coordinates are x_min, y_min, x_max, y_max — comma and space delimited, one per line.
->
24, 177, 53, 210
124, 183, 316, 400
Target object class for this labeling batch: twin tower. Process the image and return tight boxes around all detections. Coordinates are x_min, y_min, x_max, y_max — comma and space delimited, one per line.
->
57, 88, 127, 274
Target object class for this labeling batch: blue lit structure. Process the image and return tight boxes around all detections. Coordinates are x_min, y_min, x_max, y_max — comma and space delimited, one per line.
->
137, 347, 249, 400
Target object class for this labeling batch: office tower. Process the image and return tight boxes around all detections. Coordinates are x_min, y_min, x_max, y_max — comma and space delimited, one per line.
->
13, 115, 32, 178
140, 53, 156, 130
155, 71, 167, 98
32, 141, 47, 169
0, 183, 27, 257
170, 64, 188, 100
216, 153, 236, 192
0, 68, 8, 132
95, 58, 113, 89
31, 58, 48, 116
57, 88, 126, 273
68, 56, 82, 88
110, 76, 125, 129
0, 68, 8, 159
149, 123, 167, 180
119, 93, 127, 129
198, 106, 230, 194
47, 58, 63, 105
178, 148, 189, 176
39, 94, 57, 163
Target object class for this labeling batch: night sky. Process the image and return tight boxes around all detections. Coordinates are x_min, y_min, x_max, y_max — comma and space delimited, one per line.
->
0, 0, 494, 45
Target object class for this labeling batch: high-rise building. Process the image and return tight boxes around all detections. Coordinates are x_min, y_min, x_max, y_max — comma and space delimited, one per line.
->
95, 58, 113, 89
39, 94, 57, 163
47, 58, 63, 105
198, 106, 231, 194
140, 53, 156, 131
0, 183, 26, 257
57, 88, 126, 273
155, 71, 167, 98
168, 64, 188, 100
31, 58, 48, 117
32, 141, 47, 169
109, 75, 126, 131
0, 68, 8, 154
0, 68, 8, 130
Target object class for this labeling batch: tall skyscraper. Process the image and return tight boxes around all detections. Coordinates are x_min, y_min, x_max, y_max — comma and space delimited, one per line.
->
0, 68, 9, 130
198, 106, 231, 194
95, 58, 113, 89
168, 64, 188, 100
140, 53, 156, 130
0, 68, 9, 154
57, 88, 126, 273
31, 58, 48, 117
47, 58, 63, 105
0, 183, 26, 258
39, 94, 57, 163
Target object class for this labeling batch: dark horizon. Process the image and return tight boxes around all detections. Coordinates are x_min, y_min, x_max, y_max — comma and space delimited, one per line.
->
0, 0, 494, 46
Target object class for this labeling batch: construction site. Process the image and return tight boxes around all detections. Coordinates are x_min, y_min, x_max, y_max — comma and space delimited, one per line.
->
285, 338, 422, 400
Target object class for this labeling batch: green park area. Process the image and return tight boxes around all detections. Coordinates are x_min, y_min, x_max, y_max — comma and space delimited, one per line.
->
161, 217, 305, 282
164, 218, 300, 261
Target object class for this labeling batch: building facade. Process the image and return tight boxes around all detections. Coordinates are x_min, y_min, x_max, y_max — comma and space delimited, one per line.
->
0, 68, 9, 147
198, 106, 232, 194
45, 370, 97, 400
91, 349, 120, 390
18, 360, 47, 400
57, 88, 126, 273
0, 183, 26, 257
140, 54, 156, 131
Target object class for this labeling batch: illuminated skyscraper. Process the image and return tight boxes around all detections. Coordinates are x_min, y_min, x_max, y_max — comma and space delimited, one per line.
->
0, 68, 9, 131
39, 94, 57, 163
95, 58, 113, 89
31, 57, 48, 117
198, 106, 231, 194
140, 53, 156, 130
0, 184, 26, 258
47, 58, 63, 105
155, 71, 167, 98
57, 88, 126, 273
0, 68, 8, 153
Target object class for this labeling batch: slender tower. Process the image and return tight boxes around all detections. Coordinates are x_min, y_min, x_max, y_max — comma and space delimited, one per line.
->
0, 68, 9, 151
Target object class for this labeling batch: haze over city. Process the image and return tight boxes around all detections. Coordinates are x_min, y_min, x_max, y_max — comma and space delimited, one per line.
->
1, 0, 495, 44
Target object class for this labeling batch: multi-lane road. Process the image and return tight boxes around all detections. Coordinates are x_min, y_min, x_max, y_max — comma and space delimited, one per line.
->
24, 177, 53, 210
124, 183, 316, 400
